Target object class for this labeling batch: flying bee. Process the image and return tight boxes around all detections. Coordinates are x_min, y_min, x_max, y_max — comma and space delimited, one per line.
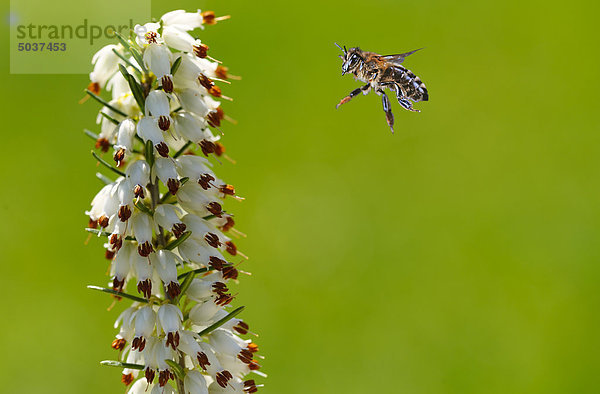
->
335, 44, 428, 133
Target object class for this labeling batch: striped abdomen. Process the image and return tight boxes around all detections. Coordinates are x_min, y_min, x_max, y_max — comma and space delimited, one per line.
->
382, 65, 429, 102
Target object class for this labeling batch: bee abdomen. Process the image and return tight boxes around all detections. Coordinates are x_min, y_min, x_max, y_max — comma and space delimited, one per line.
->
394, 66, 428, 102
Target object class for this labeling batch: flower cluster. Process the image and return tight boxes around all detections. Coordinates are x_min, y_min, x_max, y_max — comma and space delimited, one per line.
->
84, 10, 263, 393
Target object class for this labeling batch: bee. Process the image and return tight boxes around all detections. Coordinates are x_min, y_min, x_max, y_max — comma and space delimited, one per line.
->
335, 44, 428, 133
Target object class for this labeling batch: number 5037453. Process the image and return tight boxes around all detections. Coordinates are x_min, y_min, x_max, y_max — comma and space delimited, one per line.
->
17, 42, 66, 51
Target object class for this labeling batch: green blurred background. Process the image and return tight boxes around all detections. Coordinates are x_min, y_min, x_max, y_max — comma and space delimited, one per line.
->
2, 0, 600, 392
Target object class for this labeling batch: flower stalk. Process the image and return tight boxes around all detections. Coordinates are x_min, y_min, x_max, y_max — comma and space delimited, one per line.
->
84, 10, 264, 393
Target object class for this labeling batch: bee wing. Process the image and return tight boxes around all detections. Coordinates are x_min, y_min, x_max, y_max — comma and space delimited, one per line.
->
378, 48, 424, 65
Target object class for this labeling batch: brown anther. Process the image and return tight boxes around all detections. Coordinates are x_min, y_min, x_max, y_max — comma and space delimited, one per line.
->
248, 361, 260, 370
208, 85, 222, 98
111, 338, 127, 351
244, 379, 258, 393
145, 367, 156, 385
222, 265, 239, 280
238, 349, 254, 364
199, 139, 216, 156
214, 292, 231, 303
88, 218, 99, 228
114, 148, 126, 164
158, 370, 171, 387
172, 223, 187, 239
206, 201, 223, 217
155, 142, 170, 157
209, 256, 227, 271
215, 371, 233, 388
158, 115, 171, 131
137, 278, 152, 299
95, 138, 110, 152
201, 10, 216, 24
167, 178, 180, 195
118, 205, 132, 222
161, 75, 173, 94
87, 81, 101, 95
138, 241, 154, 257
112, 277, 125, 293
166, 281, 181, 299
219, 216, 235, 232
105, 249, 115, 260
121, 373, 134, 386
145, 31, 158, 44
216, 106, 225, 120
206, 110, 221, 128
215, 65, 229, 80
98, 215, 109, 228
219, 184, 235, 196
214, 141, 226, 157
132, 336, 146, 352
133, 184, 145, 199
198, 74, 214, 90
165, 331, 180, 350
198, 173, 215, 190
197, 352, 211, 371
233, 321, 250, 335
212, 281, 228, 295
247, 342, 259, 353
205, 232, 221, 248
193, 43, 209, 58
110, 234, 123, 251
224, 240, 237, 256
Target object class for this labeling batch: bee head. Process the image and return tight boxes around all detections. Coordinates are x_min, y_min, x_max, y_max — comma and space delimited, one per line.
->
337, 45, 363, 76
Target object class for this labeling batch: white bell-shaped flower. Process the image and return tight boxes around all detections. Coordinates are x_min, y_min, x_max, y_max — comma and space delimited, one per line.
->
143, 43, 172, 79
115, 119, 137, 154
177, 88, 210, 117
89, 44, 121, 87
157, 304, 183, 349
173, 112, 211, 143
161, 9, 204, 30
184, 370, 209, 394
153, 157, 180, 195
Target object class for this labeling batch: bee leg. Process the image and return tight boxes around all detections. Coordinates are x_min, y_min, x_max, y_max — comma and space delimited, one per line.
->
336, 84, 370, 109
397, 96, 420, 113
381, 91, 395, 133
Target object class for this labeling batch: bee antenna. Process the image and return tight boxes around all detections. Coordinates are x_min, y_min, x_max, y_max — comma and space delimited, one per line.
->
334, 42, 347, 54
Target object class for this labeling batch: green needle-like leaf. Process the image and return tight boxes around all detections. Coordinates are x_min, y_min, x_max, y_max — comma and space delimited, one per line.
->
129, 47, 147, 73
170, 56, 182, 75
85, 228, 136, 241
92, 151, 126, 177
134, 200, 153, 216
175, 271, 195, 303
145, 140, 154, 168
100, 111, 120, 125
113, 31, 147, 73
173, 141, 191, 158
84, 129, 99, 141
111, 48, 141, 75
113, 31, 133, 51
164, 360, 186, 380
198, 306, 245, 336
119, 64, 145, 113
85, 89, 128, 117
100, 360, 145, 370
164, 231, 191, 251
96, 172, 113, 185
177, 267, 208, 280
87, 285, 149, 303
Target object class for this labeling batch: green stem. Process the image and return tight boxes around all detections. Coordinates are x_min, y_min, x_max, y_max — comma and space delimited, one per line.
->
91, 151, 126, 177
